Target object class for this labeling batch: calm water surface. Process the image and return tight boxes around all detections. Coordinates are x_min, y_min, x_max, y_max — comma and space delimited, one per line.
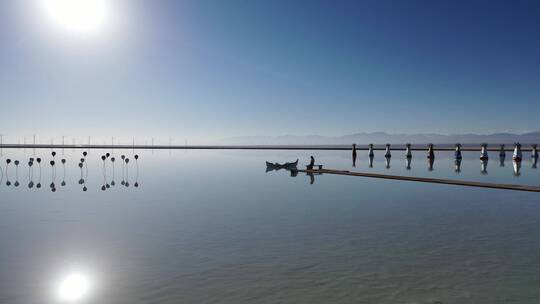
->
1, 148, 539, 303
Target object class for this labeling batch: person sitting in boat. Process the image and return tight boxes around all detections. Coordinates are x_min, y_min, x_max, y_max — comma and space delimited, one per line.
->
307, 156, 315, 170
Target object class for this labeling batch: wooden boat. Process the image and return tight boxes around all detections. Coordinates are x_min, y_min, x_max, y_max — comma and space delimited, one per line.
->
266, 159, 299, 170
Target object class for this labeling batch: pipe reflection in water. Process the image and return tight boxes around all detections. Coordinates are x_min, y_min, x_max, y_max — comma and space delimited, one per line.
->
61, 159, 66, 187
5, 159, 11, 186
28, 158, 34, 188
1, 152, 142, 192
124, 158, 130, 187
36, 158, 42, 188
405, 157, 412, 170
50, 160, 56, 192
0, 160, 4, 186
100, 155, 109, 191
78, 162, 84, 184
134, 155, 139, 187
454, 159, 462, 173
427, 157, 434, 171
121, 155, 126, 186
481, 159, 488, 175
110, 157, 116, 186
513, 160, 522, 176
14, 160, 20, 187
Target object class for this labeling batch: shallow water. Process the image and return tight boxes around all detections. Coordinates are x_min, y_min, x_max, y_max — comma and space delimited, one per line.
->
0, 148, 539, 303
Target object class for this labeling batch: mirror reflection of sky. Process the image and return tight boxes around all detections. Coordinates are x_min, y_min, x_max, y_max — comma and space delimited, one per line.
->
1, 149, 540, 303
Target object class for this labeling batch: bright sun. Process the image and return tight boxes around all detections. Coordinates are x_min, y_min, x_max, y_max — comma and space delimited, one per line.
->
44, 0, 108, 33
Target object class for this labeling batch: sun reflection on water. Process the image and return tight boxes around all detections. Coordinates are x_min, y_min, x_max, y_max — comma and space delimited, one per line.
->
55, 269, 94, 303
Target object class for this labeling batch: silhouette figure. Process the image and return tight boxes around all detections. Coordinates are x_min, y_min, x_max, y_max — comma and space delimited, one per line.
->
307, 156, 315, 170
368, 144, 374, 158
405, 157, 412, 170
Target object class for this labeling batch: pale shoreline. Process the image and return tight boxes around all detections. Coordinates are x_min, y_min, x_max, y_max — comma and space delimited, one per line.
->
0, 143, 536, 151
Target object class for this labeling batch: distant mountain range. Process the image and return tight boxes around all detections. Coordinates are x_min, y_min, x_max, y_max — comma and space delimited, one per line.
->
222, 132, 540, 145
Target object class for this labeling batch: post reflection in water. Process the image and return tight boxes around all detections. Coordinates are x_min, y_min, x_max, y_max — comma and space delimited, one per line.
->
427, 157, 434, 171
481, 159, 488, 175
513, 160, 522, 176
454, 158, 462, 173
499, 155, 506, 167
405, 157, 412, 170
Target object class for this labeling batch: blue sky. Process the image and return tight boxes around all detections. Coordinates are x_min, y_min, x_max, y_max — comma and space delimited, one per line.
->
0, 0, 539, 143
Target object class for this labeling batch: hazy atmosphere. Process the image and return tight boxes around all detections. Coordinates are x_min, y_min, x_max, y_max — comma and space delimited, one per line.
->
1, 0, 539, 143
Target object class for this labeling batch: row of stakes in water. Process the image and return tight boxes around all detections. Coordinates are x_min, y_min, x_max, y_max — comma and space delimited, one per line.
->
351, 143, 538, 175
0, 151, 140, 192
359, 143, 538, 161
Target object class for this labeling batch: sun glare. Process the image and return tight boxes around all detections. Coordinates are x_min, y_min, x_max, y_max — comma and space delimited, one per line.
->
44, 0, 108, 33
57, 272, 92, 302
